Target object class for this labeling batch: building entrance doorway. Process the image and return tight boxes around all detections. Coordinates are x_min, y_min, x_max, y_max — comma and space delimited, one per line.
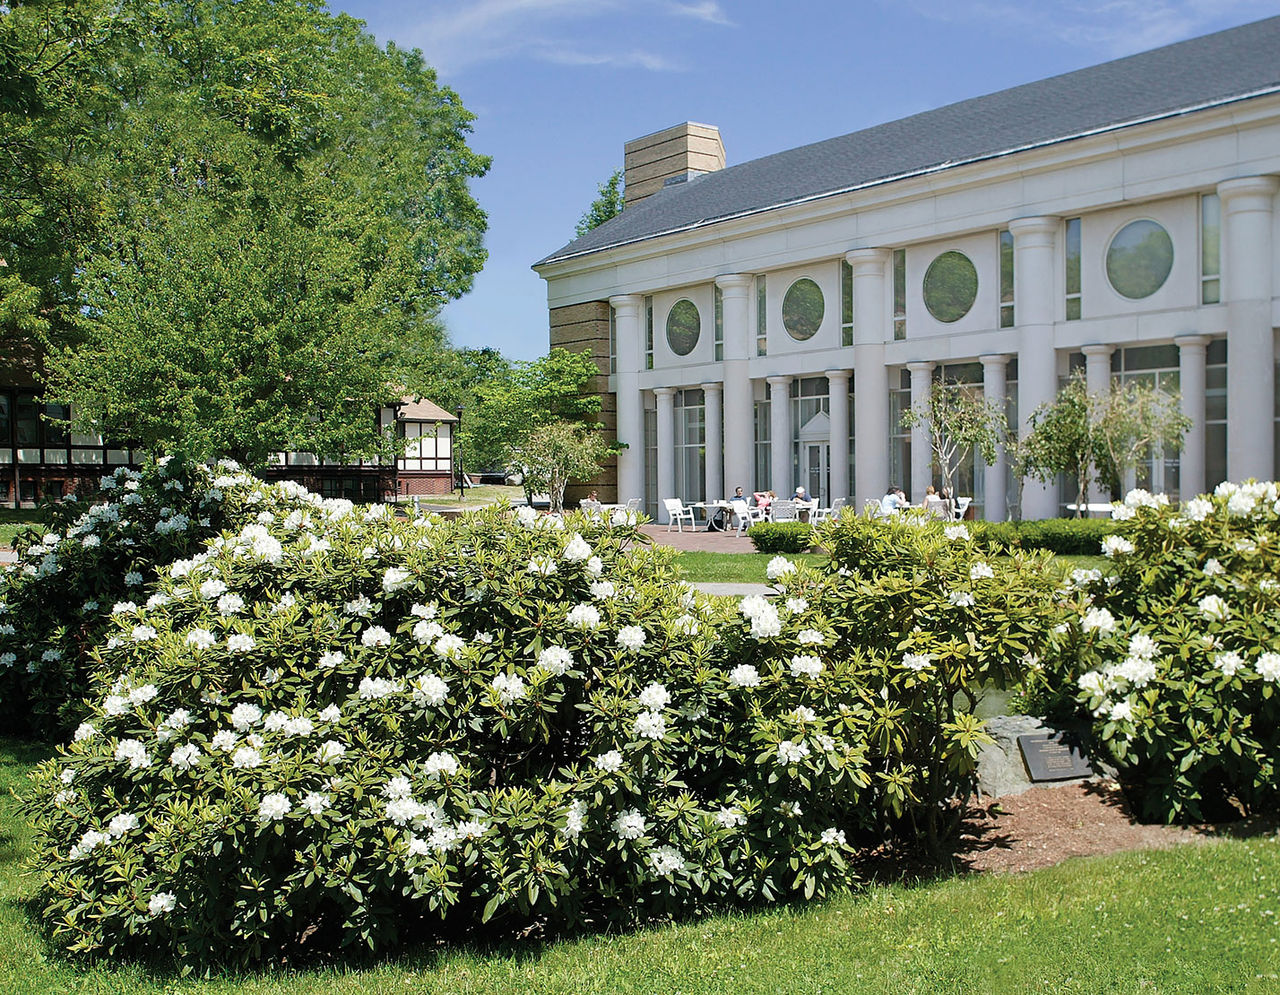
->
796, 409, 830, 504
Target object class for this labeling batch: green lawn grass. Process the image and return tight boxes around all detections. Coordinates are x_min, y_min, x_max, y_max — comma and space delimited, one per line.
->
675, 551, 827, 584
2, 738, 1277, 994
0, 507, 46, 547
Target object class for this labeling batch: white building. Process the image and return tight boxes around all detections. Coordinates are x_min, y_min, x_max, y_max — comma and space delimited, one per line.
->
534, 17, 1280, 521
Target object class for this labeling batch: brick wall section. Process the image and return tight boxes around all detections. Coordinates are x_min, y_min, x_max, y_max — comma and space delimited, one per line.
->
624, 123, 725, 206
550, 300, 616, 504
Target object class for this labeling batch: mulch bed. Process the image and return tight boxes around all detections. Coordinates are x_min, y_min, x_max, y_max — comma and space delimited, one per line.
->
857, 779, 1277, 883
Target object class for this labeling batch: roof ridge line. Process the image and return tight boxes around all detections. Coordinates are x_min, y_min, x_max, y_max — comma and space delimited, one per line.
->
537, 83, 1280, 269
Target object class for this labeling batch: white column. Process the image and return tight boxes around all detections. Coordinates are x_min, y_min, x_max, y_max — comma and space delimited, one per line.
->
702, 381, 723, 499
1219, 176, 1278, 483
609, 295, 645, 504
826, 369, 851, 502
1177, 334, 1209, 497
1082, 344, 1114, 398
1009, 216, 1060, 520
907, 362, 934, 502
980, 354, 1010, 522
848, 248, 891, 510
767, 375, 792, 496
716, 274, 756, 492
654, 387, 676, 523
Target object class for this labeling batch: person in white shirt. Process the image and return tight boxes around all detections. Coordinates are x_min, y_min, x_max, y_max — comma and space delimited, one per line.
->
880, 486, 901, 514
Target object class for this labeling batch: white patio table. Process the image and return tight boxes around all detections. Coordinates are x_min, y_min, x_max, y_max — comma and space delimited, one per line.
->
688, 500, 734, 532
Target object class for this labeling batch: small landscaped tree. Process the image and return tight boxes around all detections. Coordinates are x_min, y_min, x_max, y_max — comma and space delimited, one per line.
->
1091, 380, 1191, 496
1020, 374, 1095, 515
1020, 374, 1191, 515
507, 420, 612, 513
900, 380, 1006, 501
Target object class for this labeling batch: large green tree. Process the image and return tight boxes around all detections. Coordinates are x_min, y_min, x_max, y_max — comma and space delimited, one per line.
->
467, 348, 603, 474
0, 0, 126, 349
7, 0, 490, 466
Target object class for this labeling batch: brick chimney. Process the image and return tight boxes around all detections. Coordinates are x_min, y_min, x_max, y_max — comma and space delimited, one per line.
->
623, 122, 725, 208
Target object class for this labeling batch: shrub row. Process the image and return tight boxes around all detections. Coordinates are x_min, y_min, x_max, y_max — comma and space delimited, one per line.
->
968, 516, 1119, 555
22, 486, 1060, 964
746, 522, 813, 553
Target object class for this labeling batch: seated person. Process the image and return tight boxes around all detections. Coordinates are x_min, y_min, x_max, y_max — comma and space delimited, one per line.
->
880, 486, 902, 515
755, 490, 775, 512
793, 485, 809, 502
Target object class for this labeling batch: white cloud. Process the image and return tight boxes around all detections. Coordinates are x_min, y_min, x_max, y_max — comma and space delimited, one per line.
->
537, 45, 683, 71
668, 1, 733, 26
397, 0, 725, 74
893, 0, 1273, 56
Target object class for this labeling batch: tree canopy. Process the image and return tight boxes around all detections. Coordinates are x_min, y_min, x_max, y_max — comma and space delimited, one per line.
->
574, 170, 624, 238
466, 348, 603, 473
3, 0, 489, 466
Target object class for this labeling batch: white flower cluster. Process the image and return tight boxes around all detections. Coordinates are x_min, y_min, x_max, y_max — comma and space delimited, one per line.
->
739, 594, 781, 640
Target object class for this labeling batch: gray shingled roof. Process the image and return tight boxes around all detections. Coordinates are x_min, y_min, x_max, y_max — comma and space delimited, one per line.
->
536, 16, 1280, 268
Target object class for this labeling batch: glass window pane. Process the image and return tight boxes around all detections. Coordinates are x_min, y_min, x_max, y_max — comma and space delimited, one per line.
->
665, 299, 701, 356
893, 250, 906, 317
1106, 220, 1173, 299
923, 251, 978, 323
0, 394, 9, 444
713, 285, 724, 361
1201, 277, 1220, 305
1065, 297, 1081, 321
756, 276, 767, 357
841, 259, 853, 325
15, 393, 38, 447
782, 279, 824, 341
1065, 218, 1081, 295
1201, 193, 1220, 277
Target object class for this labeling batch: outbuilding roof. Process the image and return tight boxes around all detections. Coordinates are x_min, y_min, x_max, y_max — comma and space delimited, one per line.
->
535, 16, 1280, 268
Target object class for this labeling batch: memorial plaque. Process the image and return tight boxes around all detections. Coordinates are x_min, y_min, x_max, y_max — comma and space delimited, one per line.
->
1017, 733, 1094, 782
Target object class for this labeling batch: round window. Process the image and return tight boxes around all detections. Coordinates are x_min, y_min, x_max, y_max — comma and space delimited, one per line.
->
922, 251, 978, 323
665, 299, 700, 356
1106, 220, 1173, 300
782, 278, 824, 341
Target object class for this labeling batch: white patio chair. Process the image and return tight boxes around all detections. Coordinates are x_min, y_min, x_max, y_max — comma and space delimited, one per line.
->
812, 497, 846, 522
770, 499, 798, 522
924, 495, 948, 519
625, 497, 642, 511
663, 497, 696, 532
730, 499, 765, 536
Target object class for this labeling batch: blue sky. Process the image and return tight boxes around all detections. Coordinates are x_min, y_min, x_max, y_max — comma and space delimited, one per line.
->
332, 0, 1274, 361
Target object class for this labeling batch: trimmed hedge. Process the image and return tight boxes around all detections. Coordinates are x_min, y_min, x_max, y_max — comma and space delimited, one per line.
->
747, 522, 814, 553
969, 517, 1119, 555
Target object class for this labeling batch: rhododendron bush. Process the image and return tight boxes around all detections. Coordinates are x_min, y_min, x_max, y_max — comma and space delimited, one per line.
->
737, 510, 1066, 849
1035, 483, 1280, 823
0, 457, 310, 736
26, 498, 876, 964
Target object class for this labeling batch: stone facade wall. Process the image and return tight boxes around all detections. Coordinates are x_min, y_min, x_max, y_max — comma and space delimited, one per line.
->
549, 300, 616, 504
